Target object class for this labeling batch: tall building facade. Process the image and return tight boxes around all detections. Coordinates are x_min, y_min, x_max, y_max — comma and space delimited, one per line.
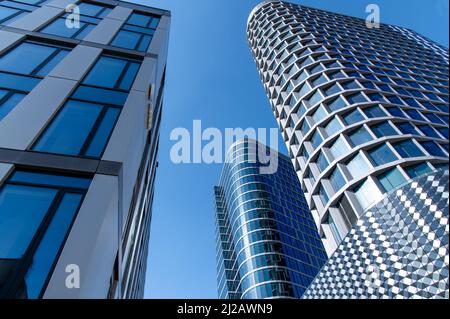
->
214, 139, 327, 299
247, 0, 449, 255
0, 0, 170, 298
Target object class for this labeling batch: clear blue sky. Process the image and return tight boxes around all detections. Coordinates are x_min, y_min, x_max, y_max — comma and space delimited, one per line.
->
124, 0, 449, 299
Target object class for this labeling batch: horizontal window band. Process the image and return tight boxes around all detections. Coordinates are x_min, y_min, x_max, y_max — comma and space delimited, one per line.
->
0, 148, 122, 176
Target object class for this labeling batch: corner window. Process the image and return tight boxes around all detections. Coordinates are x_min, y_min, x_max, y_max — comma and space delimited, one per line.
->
110, 12, 160, 52
0, 170, 91, 298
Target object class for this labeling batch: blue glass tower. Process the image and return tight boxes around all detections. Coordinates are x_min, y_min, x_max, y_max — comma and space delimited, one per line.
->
214, 139, 327, 299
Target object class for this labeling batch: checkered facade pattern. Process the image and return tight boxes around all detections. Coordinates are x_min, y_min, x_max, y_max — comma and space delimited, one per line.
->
303, 169, 449, 299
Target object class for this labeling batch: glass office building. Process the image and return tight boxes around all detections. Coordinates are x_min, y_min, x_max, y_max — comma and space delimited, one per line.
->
214, 139, 327, 299
247, 0, 449, 255
0, 0, 170, 298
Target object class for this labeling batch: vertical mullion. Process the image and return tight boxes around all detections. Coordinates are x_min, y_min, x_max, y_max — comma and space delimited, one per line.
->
79, 105, 108, 156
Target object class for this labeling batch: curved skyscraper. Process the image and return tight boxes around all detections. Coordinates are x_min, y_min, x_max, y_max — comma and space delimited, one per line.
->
214, 139, 327, 299
247, 0, 449, 254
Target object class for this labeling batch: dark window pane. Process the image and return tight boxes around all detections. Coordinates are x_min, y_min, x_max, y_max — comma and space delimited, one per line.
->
24, 192, 83, 299
0, 42, 56, 75
41, 18, 81, 38
397, 122, 419, 135
0, 92, 26, 120
83, 56, 127, 89
85, 107, 120, 157
368, 144, 397, 166
127, 13, 151, 27
0, 184, 57, 259
33, 100, 103, 156
405, 163, 432, 178
10, 171, 91, 189
393, 140, 424, 158
118, 62, 140, 91
343, 109, 364, 125
371, 122, 396, 138
421, 141, 447, 157
72, 85, 128, 106
35, 49, 68, 77
0, 72, 40, 91
111, 30, 141, 50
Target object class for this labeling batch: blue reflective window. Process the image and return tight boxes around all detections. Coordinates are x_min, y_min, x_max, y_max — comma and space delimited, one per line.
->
393, 140, 424, 158
324, 83, 341, 96
111, 30, 142, 49
318, 184, 329, 205
85, 107, 120, 157
343, 109, 364, 125
82, 56, 140, 91
110, 12, 160, 52
327, 96, 347, 112
0, 170, 90, 298
423, 112, 445, 125
405, 163, 432, 178
420, 141, 447, 157
71, 85, 128, 106
405, 109, 425, 121
347, 152, 370, 179
300, 120, 310, 136
396, 122, 419, 135
386, 106, 407, 118
417, 125, 440, 139
363, 105, 386, 118
310, 130, 323, 149
83, 56, 126, 88
0, 185, 57, 258
368, 144, 397, 166
329, 167, 346, 192
378, 167, 406, 192
10, 171, 91, 189
0, 41, 69, 76
324, 117, 342, 136
371, 122, 396, 138
33, 100, 103, 156
346, 92, 367, 104
316, 152, 329, 172
0, 91, 25, 120
312, 105, 327, 123
25, 193, 83, 298
348, 126, 372, 146
329, 135, 350, 159
437, 127, 449, 139
0, 0, 44, 25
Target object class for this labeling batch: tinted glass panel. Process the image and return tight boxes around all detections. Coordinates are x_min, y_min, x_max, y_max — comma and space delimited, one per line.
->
0, 185, 57, 258
33, 100, 102, 156
0, 42, 56, 75
24, 192, 83, 299
83, 57, 126, 89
